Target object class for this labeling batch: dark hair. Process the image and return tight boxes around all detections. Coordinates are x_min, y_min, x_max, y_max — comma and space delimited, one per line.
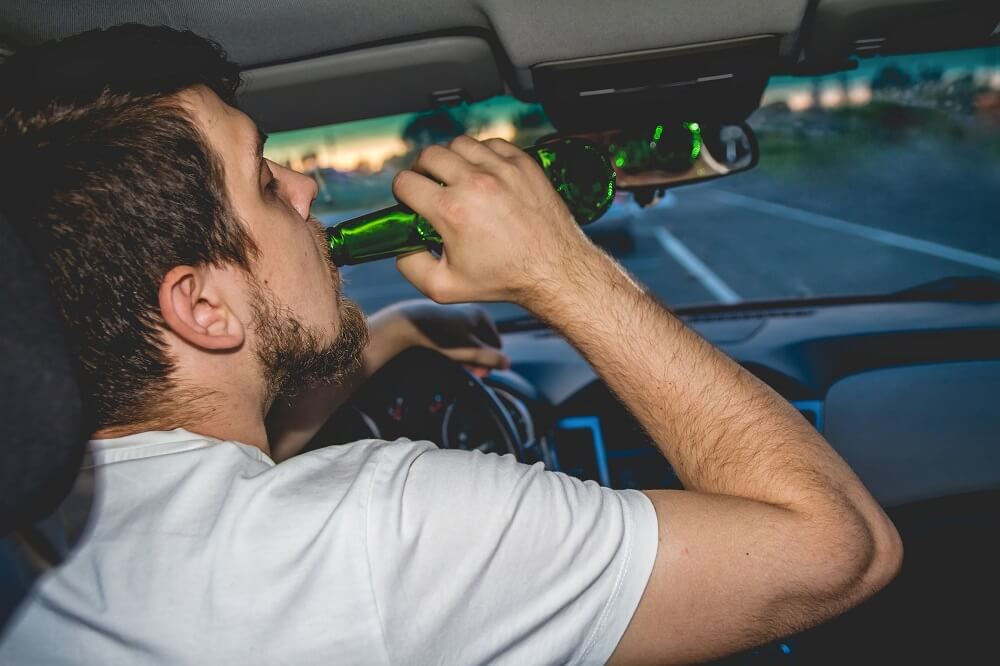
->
0, 24, 259, 431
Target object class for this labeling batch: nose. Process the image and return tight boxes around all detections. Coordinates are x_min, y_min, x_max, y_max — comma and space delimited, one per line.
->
273, 161, 319, 220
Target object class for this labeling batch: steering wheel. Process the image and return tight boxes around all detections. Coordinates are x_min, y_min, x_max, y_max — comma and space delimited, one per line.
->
307, 346, 522, 457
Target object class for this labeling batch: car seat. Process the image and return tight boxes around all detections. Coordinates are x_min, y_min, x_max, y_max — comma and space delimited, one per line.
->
0, 211, 85, 629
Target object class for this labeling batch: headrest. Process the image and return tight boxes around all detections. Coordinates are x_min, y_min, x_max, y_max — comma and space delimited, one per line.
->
0, 213, 84, 535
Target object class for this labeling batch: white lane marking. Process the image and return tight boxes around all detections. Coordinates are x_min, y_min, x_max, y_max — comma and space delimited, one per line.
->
650, 226, 742, 304
714, 190, 1000, 274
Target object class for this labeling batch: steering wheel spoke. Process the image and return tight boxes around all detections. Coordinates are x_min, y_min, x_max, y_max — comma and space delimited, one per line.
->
306, 347, 522, 458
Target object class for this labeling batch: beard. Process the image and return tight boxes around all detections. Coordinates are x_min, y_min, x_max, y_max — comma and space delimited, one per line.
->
248, 277, 369, 400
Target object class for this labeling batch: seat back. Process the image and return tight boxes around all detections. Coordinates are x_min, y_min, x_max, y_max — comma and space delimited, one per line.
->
0, 212, 85, 628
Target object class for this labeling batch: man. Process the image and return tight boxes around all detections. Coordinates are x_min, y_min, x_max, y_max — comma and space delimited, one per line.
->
0, 25, 901, 664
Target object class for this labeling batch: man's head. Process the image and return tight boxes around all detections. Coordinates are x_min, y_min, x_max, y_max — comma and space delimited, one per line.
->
0, 25, 368, 434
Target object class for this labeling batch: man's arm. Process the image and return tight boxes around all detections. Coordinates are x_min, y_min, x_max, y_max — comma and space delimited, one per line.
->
536, 252, 902, 664
266, 301, 507, 461
393, 136, 903, 664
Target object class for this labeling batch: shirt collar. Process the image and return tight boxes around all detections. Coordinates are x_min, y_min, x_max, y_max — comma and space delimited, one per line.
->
86, 428, 273, 467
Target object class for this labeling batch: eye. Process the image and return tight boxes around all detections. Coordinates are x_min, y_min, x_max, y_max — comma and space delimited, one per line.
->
265, 175, 280, 195
263, 162, 280, 195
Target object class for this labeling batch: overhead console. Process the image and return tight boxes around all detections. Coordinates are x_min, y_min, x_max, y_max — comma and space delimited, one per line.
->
799, 0, 1000, 72
531, 35, 779, 132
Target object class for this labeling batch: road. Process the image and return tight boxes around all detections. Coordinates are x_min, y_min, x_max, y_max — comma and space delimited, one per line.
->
329, 153, 1000, 320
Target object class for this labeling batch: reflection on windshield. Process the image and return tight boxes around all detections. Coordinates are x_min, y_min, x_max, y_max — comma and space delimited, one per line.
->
266, 47, 1000, 320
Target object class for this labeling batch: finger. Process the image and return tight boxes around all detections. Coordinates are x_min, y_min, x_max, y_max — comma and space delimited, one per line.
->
470, 308, 502, 349
392, 170, 447, 218
395, 251, 457, 303
448, 134, 505, 166
481, 137, 525, 159
438, 345, 510, 370
410, 144, 473, 186
466, 365, 491, 379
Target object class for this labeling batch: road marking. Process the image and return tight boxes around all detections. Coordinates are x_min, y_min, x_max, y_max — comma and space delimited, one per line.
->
649, 226, 742, 304
714, 190, 1000, 274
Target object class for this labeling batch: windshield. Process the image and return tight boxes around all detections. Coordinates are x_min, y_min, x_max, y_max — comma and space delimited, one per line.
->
265, 47, 1000, 321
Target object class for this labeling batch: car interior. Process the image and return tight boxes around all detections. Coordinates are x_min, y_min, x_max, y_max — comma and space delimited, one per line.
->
1, 1, 999, 663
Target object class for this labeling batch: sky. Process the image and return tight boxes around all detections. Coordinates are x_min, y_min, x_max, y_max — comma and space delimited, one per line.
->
264, 96, 527, 171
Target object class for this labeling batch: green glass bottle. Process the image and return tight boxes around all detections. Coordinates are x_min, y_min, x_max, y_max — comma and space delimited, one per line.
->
326, 138, 616, 266
609, 122, 703, 174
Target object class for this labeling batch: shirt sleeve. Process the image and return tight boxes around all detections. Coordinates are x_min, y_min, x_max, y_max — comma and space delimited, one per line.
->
365, 442, 659, 666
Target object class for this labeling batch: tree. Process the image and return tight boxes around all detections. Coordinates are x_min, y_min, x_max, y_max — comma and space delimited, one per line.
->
512, 105, 549, 130
918, 66, 943, 84
401, 109, 467, 150
871, 65, 913, 91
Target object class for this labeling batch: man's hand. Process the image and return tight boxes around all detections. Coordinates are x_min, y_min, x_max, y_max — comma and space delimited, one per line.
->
377, 299, 509, 377
266, 300, 506, 461
393, 135, 598, 307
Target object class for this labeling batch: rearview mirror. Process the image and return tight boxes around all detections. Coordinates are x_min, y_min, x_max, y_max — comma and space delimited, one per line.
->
545, 121, 758, 205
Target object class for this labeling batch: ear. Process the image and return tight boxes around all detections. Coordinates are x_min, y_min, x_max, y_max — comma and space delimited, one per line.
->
158, 265, 245, 351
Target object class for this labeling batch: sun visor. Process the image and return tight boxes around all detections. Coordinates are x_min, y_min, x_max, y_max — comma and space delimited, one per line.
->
531, 35, 780, 133
801, 0, 1000, 72
239, 36, 504, 133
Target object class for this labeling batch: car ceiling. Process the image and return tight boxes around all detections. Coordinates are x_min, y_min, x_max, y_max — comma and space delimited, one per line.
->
1, 0, 812, 68
1, 1, 997, 130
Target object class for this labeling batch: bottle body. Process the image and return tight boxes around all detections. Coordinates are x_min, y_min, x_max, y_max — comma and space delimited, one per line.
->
326, 138, 615, 266
609, 122, 703, 174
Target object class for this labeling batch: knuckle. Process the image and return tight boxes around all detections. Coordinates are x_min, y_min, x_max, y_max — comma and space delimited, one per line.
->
416, 144, 444, 166
496, 158, 520, 177
469, 171, 500, 194
391, 169, 409, 193
425, 279, 453, 304
439, 195, 469, 223
483, 138, 505, 149
449, 134, 474, 149
512, 152, 536, 168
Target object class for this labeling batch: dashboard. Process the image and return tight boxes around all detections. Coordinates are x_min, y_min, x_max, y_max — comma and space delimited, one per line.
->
316, 297, 1000, 507
498, 298, 1000, 506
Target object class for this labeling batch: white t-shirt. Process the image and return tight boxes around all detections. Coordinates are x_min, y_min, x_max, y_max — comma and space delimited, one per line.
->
0, 429, 658, 665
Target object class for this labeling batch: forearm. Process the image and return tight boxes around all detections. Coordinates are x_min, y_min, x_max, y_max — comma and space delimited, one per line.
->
529, 248, 887, 526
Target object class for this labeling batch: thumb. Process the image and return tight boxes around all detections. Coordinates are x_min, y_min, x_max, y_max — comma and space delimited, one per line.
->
395, 251, 456, 303
438, 345, 510, 370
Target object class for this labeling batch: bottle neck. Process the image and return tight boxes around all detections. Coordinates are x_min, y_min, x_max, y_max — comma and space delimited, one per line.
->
326, 205, 441, 266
